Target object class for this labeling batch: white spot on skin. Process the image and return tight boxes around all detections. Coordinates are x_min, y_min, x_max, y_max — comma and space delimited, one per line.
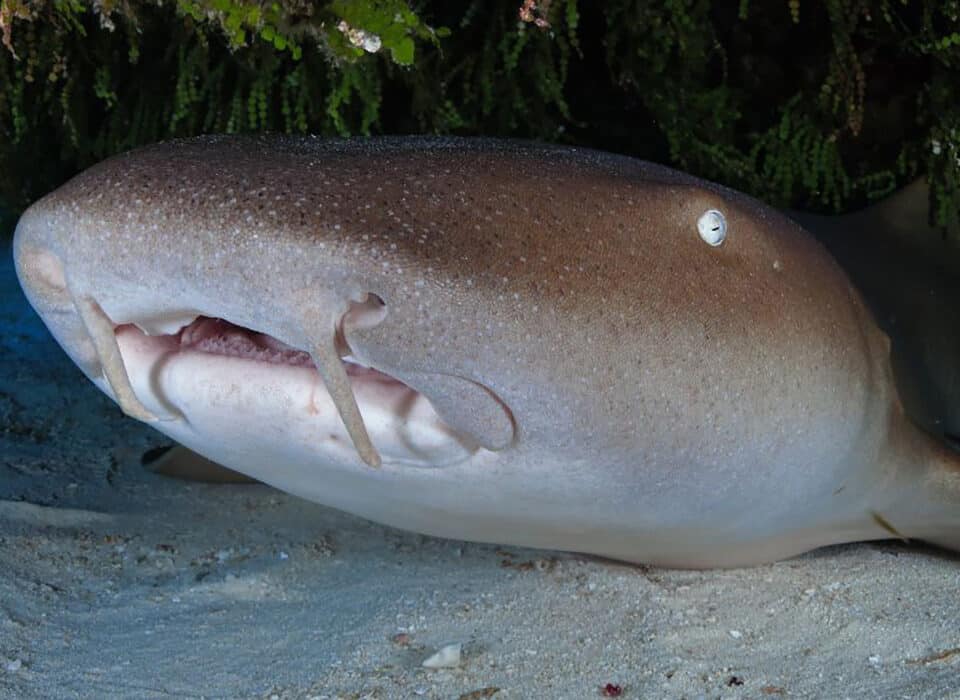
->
697, 209, 727, 246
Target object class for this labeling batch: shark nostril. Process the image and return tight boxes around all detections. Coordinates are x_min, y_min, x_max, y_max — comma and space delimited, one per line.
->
337, 292, 387, 358
345, 292, 387, 331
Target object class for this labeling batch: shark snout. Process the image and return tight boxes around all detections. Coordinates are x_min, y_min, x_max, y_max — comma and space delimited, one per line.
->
13, 228, 102, 382
14, 221, 513, 470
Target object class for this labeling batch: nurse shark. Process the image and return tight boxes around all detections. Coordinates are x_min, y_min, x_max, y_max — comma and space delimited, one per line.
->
12, 136, 960, 567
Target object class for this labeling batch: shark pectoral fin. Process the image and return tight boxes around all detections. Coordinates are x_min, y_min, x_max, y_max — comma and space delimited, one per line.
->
143, 445, 259, 484
402, 372, 515, 451
72, 293, 173, 423
309, 329, 382, 468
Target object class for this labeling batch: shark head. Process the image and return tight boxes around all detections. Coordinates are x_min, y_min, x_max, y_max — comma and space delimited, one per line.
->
14, 136, 960, 567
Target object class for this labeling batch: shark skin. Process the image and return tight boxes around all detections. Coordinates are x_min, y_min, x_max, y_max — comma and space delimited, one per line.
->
12, 135, 960, 568
792, 182, 960, 452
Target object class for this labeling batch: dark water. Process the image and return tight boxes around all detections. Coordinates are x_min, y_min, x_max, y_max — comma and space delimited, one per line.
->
0, 206, 16, 241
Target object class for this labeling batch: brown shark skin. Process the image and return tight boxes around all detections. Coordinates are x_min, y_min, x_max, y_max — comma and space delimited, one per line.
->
13, 136, 960, 567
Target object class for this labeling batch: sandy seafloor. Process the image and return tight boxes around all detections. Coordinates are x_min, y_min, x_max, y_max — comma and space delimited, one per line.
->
1, 240, 959, 700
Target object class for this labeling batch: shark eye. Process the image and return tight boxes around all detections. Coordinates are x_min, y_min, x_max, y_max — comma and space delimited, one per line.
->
697, 209, 727, 247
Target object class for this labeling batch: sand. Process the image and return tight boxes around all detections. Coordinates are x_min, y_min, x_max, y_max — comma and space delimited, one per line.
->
1, 240, 959, 700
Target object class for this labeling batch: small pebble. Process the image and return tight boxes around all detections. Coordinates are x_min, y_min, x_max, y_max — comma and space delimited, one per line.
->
729, 630, 743, 639
5, 659, 22, 672
422, 643, 462, 669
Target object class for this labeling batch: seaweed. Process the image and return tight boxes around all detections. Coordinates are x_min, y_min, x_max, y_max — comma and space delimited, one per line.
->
0, 1, 958, 233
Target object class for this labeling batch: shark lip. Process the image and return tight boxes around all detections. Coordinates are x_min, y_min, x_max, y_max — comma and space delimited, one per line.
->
111, 316, 481, 469
174, 316, 374, 375
172, 316, 410, 393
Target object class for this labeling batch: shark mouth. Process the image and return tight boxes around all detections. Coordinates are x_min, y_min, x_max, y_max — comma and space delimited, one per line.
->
97, 308, 482, 471
17, 244, 504, 473
175, 316, 381, 379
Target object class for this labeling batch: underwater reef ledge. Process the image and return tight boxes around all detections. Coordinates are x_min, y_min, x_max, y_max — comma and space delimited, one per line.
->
0, 0, 958, 234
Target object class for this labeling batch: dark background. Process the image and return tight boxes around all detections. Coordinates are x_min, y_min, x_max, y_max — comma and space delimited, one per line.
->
1, 0, 958, 233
